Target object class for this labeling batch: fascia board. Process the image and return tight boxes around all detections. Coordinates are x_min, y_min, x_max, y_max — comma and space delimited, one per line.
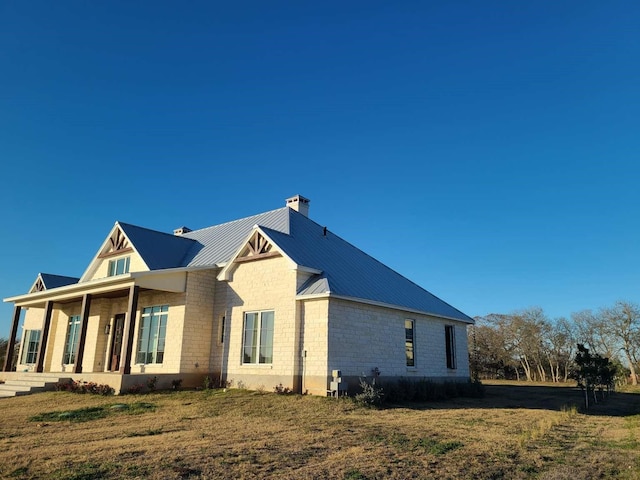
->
295, 292, 475, 324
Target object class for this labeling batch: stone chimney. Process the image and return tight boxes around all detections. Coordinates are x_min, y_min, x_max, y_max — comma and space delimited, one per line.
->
173, 226, 192, 236
286, 195, 310, 217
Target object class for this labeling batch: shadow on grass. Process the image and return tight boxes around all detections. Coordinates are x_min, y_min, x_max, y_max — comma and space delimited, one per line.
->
388, 383, 640, 417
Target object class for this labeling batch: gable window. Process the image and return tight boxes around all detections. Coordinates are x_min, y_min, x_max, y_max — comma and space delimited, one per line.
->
63, 315, 81, 364
136, 305, 168, 364
405, 319, 415, 367
242, 310, 274, 364
445, 325, 456, 369
21, 330, 41, 365
108, 256, 130, 276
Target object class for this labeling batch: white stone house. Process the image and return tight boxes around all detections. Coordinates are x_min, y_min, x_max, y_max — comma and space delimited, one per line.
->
2, 195, 474, 395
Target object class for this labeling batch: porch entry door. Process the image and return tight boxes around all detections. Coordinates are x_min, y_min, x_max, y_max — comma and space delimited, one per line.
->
109, 314, 126, 371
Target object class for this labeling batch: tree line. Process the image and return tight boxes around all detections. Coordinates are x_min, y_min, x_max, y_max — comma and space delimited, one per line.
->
469, 300, 640, 386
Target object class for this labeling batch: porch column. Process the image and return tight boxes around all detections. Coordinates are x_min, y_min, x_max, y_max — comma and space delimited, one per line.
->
2, 306, 21, 372
119, 285, 139, 374
35, 301, 54, 373
73, 294, 92, 374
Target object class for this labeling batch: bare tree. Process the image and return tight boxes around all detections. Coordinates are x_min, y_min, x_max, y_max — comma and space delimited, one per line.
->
497, 308, 549, 382
572, 309, 618, 361
546, 318, 576, 382
469, 317, 518, 380
601, 300, 640, 385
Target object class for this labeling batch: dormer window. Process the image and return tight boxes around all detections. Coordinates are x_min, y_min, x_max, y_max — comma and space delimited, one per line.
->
108, 256, 130, 276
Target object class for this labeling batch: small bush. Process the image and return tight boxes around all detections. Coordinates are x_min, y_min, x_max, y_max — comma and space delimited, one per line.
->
146, 376, 158, 392
354, 378, 384, 407
127, 383, 145, 394
274, 383, 294, 395
54, 380, 114, 396
171, 379, 182, 391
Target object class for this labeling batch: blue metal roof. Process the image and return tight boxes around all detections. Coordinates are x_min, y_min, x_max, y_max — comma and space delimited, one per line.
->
181, 208, 290, 267
261, 212, 474, 323
118, 222, 197, 270
111, 205, 471, 323
40, 273, 79, 289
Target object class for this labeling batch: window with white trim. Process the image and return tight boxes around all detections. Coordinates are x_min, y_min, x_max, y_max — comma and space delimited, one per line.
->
136, 305, 168, 364
405, 319, 415, 367
242, 310, 274, 364
21, 329, 41, 364
445, 325, 457, 369
108, 256, 130, 276
63, 315, 81, 364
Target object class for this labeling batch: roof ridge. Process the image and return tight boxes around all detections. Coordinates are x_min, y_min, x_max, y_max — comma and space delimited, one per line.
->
183, 206, 289, 236
117, 221, 197, 242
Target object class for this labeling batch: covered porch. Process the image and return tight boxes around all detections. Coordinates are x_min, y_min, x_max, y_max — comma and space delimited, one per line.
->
2, 270, 190, 380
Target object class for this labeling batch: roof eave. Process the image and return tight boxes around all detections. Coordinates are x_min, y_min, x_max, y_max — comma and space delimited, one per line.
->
295, 292, 475, 324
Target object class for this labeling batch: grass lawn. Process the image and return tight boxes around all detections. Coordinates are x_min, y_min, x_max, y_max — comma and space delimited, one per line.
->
0, 381, 639, 479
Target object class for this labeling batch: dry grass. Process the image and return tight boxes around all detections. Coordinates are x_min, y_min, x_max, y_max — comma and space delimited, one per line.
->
0, 382, 639, 479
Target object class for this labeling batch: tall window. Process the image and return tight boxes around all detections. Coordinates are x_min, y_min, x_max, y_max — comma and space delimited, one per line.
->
21, 330, 41, 364
242, 310, 274, 364
445, 325, 457, 369
108, 256, 130, 276
63, 315, 81, 364
405, 319, 415, 367
219, 315, 226, 344
136, 305, 168, 364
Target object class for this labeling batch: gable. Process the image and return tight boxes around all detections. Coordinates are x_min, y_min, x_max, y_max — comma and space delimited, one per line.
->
218, 227, 299, 281
236, 231, 281, 262
29, 273, 79, 293
80, 223, 150, 282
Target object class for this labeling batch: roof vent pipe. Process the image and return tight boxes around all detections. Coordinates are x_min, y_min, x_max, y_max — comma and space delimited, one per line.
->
173, 226, 192, 236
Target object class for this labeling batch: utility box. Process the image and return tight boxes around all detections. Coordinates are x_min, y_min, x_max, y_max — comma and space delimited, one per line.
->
330, 381, 347, 393
329, 369, 347, 397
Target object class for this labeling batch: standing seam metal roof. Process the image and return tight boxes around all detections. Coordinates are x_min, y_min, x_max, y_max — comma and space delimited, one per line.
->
99, 206, 471, 323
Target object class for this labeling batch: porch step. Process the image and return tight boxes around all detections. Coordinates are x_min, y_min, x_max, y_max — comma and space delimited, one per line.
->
0, 376, 71, 398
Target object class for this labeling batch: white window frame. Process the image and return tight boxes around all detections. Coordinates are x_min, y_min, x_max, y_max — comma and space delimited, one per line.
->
136, 305, 168, 364
21, 329, 41, 365
242, 310, 274, 365
63, 315, 81, 364
405, 319, 415, 367
108, 256, 130, 276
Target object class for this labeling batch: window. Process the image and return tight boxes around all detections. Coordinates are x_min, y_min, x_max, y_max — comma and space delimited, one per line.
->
21, 330, 41, 364
242, 310, 274, 364
405, 319, 415, 367
219, 315, 226, 344
445, 325, 456, 369
108, 256, 130, 276
63, 315, 81, 364
136, 305, 168, 364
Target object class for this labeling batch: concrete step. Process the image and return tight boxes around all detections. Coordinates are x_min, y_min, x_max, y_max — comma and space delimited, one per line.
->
0, 376, 72, 399
3, 380, 49, 388
0, 384, 34, 392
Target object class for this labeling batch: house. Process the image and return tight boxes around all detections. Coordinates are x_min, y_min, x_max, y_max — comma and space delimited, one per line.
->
2, 195, 474, 395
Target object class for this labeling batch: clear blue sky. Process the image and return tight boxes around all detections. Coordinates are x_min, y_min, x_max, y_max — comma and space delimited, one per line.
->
1, 1, 639, 336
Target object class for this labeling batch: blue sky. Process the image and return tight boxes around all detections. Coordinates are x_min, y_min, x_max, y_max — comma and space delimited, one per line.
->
1, 1, 639, 336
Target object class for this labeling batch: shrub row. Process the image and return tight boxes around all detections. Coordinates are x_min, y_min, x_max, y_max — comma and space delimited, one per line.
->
355, 378, 485, 407
55, 380, 114, 396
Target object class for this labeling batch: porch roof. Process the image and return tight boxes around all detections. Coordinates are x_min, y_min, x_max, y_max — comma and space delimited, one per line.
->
3, 267, 204, 308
